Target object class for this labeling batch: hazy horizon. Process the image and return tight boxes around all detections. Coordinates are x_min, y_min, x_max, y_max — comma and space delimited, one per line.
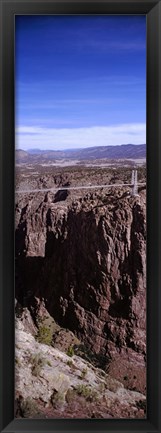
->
17, 142, 146, 154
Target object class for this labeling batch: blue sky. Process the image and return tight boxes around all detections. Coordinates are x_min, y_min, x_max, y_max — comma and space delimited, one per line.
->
15, 15, 146, 150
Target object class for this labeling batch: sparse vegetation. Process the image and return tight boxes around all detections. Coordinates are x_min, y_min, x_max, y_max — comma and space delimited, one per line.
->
50, 390, 65, 408
74, 384, 98, 401
66, 345, 74, 357
74, 343, 108, 369
36, 325, 53, 346
66, 359, 73, 368
80, 367, 88, 379
65, 388, 76, 403
30, 353, 45, 377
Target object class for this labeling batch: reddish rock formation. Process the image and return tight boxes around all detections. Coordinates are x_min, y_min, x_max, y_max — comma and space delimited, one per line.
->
15, 188, 146, 388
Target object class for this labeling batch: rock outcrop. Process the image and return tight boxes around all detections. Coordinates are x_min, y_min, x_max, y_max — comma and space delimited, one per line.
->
15, 188, 146, 391
15, 320, 146, 419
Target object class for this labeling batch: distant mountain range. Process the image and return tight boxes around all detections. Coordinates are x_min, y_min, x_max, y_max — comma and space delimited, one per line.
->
15, 143, 146, 164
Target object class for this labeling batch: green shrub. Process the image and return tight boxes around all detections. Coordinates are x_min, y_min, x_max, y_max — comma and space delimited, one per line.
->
75, 384, 98, 401
36, 325, 53, 346
66, 346, 74, 357
80, 367, 87, 379
66, 359, 73, 367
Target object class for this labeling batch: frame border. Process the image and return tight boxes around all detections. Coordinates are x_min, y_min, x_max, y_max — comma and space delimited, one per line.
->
0, 1, 161, 432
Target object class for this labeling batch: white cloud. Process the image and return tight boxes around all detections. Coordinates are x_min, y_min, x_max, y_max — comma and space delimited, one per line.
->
15, 123, 146, 151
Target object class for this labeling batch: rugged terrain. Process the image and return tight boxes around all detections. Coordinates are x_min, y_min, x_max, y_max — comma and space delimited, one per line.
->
15, 163, 146, 418
15, 318, 146, 419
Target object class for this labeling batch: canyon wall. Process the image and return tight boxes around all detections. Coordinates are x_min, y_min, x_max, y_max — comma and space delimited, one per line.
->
15, 190, 146, 373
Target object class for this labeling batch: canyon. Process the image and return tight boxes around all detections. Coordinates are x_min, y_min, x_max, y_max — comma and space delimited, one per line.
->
15, 163, 146, 418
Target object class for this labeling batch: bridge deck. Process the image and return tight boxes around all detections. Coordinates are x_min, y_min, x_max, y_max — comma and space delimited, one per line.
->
15, 182, 146, 194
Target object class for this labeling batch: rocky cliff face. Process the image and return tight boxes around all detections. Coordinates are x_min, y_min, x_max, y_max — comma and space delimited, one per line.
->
15, 188, 146, 389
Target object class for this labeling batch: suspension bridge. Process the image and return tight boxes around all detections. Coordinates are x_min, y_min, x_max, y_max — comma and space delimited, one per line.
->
15, 170, 145, 196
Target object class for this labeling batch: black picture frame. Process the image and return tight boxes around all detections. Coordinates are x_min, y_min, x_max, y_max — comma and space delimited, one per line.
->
0, 0, 161, 432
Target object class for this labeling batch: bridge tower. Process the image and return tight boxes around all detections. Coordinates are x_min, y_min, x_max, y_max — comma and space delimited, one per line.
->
131, 169, 139, 196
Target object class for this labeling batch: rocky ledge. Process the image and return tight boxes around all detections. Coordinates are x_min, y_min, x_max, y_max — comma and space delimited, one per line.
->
15, 320, 146, 419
